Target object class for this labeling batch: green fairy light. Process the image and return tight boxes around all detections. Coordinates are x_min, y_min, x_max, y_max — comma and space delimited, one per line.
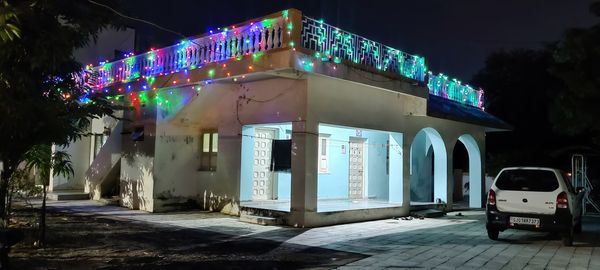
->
303, 60, 313, 72
139, 92, 148, 103
252, 52, 264, 62
146, 76, 156, 85
262, 18, 273, 28
208, 69, 215, 77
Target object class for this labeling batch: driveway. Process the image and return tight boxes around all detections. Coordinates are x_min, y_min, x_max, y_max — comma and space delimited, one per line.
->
13, 200, 600, 269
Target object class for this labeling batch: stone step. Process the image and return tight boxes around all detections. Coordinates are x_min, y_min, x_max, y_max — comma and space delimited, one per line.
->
410, 209, 446, 218
239, 214, 281, 226
47, 190, 89, 201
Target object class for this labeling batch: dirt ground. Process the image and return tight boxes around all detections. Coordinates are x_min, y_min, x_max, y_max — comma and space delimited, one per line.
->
8, 207, 365, 270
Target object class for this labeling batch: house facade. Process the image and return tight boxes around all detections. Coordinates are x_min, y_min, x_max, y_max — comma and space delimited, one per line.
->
49, 9, 508, 227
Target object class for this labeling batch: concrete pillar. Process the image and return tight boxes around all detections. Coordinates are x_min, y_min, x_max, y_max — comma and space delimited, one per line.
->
445, 144, 455, 211
402, 131, 415, 209
477, 133, 486, 208
388, 133, 403, 204
289, 120, 318, 227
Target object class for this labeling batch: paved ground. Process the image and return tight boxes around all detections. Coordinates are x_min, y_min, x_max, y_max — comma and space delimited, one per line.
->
14, 200, 600, 269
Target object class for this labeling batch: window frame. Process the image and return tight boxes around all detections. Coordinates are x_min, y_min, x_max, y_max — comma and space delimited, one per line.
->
318, 135, 330, 174
200, 130, 218, 171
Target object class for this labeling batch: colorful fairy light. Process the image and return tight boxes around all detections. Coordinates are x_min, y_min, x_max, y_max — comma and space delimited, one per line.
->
84, 9, 484, 109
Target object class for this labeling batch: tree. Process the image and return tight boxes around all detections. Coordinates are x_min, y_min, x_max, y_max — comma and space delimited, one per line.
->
549, 2, 600, 146
0, 0, 121, 225
471, 49, 572, 173
24, 144, 73, 247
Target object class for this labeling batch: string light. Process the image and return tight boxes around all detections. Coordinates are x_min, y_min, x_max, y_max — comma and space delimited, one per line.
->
84, 9, 484, 109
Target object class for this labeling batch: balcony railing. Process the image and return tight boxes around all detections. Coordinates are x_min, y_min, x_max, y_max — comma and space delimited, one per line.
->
86, 14, 287, 89
84, 9, 484, 110
300, 16, 427, 82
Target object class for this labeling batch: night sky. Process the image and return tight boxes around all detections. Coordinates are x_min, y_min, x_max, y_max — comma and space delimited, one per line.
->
122, 0, 598, 82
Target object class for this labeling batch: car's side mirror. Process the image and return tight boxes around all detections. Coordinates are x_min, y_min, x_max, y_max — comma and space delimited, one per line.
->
576, 187, 585, 194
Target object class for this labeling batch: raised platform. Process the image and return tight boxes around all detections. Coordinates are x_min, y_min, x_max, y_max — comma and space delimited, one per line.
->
47, 190, 89, 201
241, 199, 403, 213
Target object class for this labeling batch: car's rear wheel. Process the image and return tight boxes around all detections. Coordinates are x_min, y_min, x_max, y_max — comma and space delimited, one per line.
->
487, 227, 499, 240
562, 226, 574, 246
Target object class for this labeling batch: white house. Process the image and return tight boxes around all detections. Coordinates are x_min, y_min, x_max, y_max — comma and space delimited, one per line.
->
49, 9, 508, 227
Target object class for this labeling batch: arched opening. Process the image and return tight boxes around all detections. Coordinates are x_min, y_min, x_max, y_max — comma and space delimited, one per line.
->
456, 134, 482, 208
410, 128, 447, 204
452, 139, 469, 206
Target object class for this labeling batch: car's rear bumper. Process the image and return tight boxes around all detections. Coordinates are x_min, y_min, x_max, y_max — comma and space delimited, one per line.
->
486, 205, 572, 232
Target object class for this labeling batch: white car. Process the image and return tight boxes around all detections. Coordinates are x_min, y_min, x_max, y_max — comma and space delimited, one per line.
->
486, 167, 584, 246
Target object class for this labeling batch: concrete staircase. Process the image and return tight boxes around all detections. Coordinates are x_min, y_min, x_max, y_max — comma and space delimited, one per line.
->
85, 121, 122, 200
239, 206, 284, 226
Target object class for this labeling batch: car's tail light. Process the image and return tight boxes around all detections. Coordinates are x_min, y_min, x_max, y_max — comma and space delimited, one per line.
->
488, 189, 496, 205
557, 192, 568, 209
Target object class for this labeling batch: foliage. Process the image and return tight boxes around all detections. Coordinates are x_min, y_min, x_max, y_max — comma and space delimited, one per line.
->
549, 2, 600, 145
8, 169, 42, 200
0, 0, 121, 221
7, 168, 42, 220
22, 144, 73, 247
471, 49, 570, 172
472, 2, 600, 172
0, 0, 20, 42
24, 145, 74, 182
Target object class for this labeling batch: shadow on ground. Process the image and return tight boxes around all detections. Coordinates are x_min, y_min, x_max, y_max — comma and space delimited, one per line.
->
9, 208, 366, 270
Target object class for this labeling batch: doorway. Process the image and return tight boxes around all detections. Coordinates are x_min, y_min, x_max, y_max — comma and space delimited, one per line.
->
252, 128, 277, 200
349, 138, 366, 199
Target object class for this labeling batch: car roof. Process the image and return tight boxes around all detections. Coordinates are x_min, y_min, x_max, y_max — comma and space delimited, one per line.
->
501, 167, 561, 172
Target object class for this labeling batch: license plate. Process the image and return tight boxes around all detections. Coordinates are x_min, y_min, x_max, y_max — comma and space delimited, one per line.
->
509, 216, 540, 226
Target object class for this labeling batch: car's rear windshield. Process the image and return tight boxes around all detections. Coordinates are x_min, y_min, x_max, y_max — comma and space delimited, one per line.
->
495, 169, 559, 191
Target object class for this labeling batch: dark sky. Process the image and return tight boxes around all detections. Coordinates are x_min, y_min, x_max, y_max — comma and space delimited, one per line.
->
122, 0, 598, 82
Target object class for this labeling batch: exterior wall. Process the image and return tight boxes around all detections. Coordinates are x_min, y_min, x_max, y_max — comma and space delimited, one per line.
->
150, 77, 307, 213
316, 124, 390, 201
297, 73, 426, 226
50, 115, 119, 192
285, 73, 489, 226
119, 104, 156, 212
85, 117, 122, 200
405, 116, 487, 209
49, 138, 90, 191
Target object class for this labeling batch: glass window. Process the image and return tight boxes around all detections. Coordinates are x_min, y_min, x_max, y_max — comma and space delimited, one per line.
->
94, 134, 104, 157
318, 136, 329, 173
200, 131, 218, 171
211, 133, 218, 152
202, 133, 210, 153
495, 169, 559, 192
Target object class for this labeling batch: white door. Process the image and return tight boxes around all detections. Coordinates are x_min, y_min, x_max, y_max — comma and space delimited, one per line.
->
349, 139, 365, 199
252, 128, 276, 200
